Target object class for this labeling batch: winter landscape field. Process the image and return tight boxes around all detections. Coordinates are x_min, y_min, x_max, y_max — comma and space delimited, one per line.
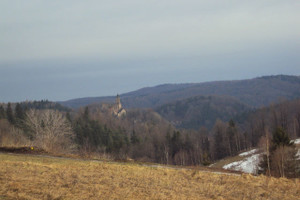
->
1, 1, 300, 199
1, 153, 299, 200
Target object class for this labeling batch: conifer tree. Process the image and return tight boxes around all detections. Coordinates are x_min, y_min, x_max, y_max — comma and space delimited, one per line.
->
6, 103, 14, 124
84, 106, 89, 120
0, 105, 5, 119
214, 127, 226, 160
130, 130, 140, 145
15, 103, 25, 120
171, 131, 182, 158
259, 127, 298, 178
14, 103, 25, 128
66, 112, 71, 122
272, 127, 291, 148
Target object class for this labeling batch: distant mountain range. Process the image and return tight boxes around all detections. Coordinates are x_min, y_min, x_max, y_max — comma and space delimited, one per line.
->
59, 75, 300, 130
61, 75, 300, 109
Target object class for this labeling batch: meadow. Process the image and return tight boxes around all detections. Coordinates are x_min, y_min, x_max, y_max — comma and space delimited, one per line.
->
0, 153, 299, 200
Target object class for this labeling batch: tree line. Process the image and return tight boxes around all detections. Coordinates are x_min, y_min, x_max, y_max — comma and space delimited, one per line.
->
0, 99, 299, 178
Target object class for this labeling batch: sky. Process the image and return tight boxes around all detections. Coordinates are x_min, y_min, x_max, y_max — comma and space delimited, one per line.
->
1, 0, 300, 102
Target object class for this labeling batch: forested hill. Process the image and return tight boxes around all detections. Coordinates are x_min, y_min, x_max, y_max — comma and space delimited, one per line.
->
155, 95, 251, 130
60, 75, 300, 109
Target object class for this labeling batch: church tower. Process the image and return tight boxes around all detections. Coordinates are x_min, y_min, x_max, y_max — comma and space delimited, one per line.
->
116, 94, 121, 110
101, 94, 126, 117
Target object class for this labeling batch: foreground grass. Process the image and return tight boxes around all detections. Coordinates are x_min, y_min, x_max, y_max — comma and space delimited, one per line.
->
0, 154, 299, 200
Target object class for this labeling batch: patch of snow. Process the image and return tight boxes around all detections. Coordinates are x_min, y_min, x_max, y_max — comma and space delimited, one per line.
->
296, 149, 300, 160
223, 154, 261, 174
208, 163, 215, 167
293, 138, 300, 144
239, 149, 258, 157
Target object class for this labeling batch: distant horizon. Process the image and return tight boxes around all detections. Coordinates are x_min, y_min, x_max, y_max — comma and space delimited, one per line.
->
1, 73, 299, 103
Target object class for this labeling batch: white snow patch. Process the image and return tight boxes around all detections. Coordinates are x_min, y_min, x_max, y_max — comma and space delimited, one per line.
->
296, 149, 300, 160
293, 138, 300, 144
239, 149, 258, 157
223, 154, 261, 174
208, 163, 215, 167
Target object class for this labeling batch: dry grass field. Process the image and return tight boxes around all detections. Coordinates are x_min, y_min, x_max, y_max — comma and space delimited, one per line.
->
0, 153, 299, 200
209, 155, 244, 169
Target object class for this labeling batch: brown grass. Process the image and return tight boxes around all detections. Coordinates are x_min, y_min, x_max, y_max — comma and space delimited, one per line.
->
0, 153, 299, 200
210, 155, 245, 169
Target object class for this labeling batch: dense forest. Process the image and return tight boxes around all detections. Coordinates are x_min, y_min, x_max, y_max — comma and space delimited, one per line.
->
156, 95, 251, 130
1, 96, 300, 178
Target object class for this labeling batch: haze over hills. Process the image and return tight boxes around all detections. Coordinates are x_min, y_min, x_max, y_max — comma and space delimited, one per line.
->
60, 75, 300, 109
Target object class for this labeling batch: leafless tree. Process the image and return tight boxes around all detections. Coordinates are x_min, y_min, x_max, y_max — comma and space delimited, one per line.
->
258, 128, 271, 176
24, 109, 74, 153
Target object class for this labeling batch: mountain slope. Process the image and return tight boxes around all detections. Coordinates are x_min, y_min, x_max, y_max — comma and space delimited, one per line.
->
155, 95, 251, 129
60, 75, 300, 109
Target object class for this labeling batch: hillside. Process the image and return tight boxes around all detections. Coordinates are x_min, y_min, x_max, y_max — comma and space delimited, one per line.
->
212, 139, 300, 175
1, 153, 299, 200
156, 95, 251, 129
60, 75, 300, 109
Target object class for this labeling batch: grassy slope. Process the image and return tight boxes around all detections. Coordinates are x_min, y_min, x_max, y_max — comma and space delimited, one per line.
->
212, 143, 300, 171
210, 155, 245, 169
0, 153, 299, 200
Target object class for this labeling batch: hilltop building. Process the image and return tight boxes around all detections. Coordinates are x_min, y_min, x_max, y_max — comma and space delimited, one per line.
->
112, 94, 126, 117
101, 95, 126, 117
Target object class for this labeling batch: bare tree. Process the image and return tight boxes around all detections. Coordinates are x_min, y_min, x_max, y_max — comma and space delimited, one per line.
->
24, 109, 74, 153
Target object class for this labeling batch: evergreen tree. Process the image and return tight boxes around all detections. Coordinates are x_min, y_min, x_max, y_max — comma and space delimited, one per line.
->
226, 119, 239, 155
6, 103, 14, 124
165, 131, 171, 148
0, 105, 5, 119
259, 127, 298, 178
66, 111, 72, 122
171, 131, 183, 158
14, 103, 25, 128
184, 134, 193, 152
272, 127, 291, 148
106, 130, 114, 152
130, 130, 140, 145
214, 127, 226, 160
15, 103, 25, 120
84, 106, 89, 120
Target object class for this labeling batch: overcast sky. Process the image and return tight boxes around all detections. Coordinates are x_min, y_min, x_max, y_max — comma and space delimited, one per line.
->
1, 0, 300, 102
